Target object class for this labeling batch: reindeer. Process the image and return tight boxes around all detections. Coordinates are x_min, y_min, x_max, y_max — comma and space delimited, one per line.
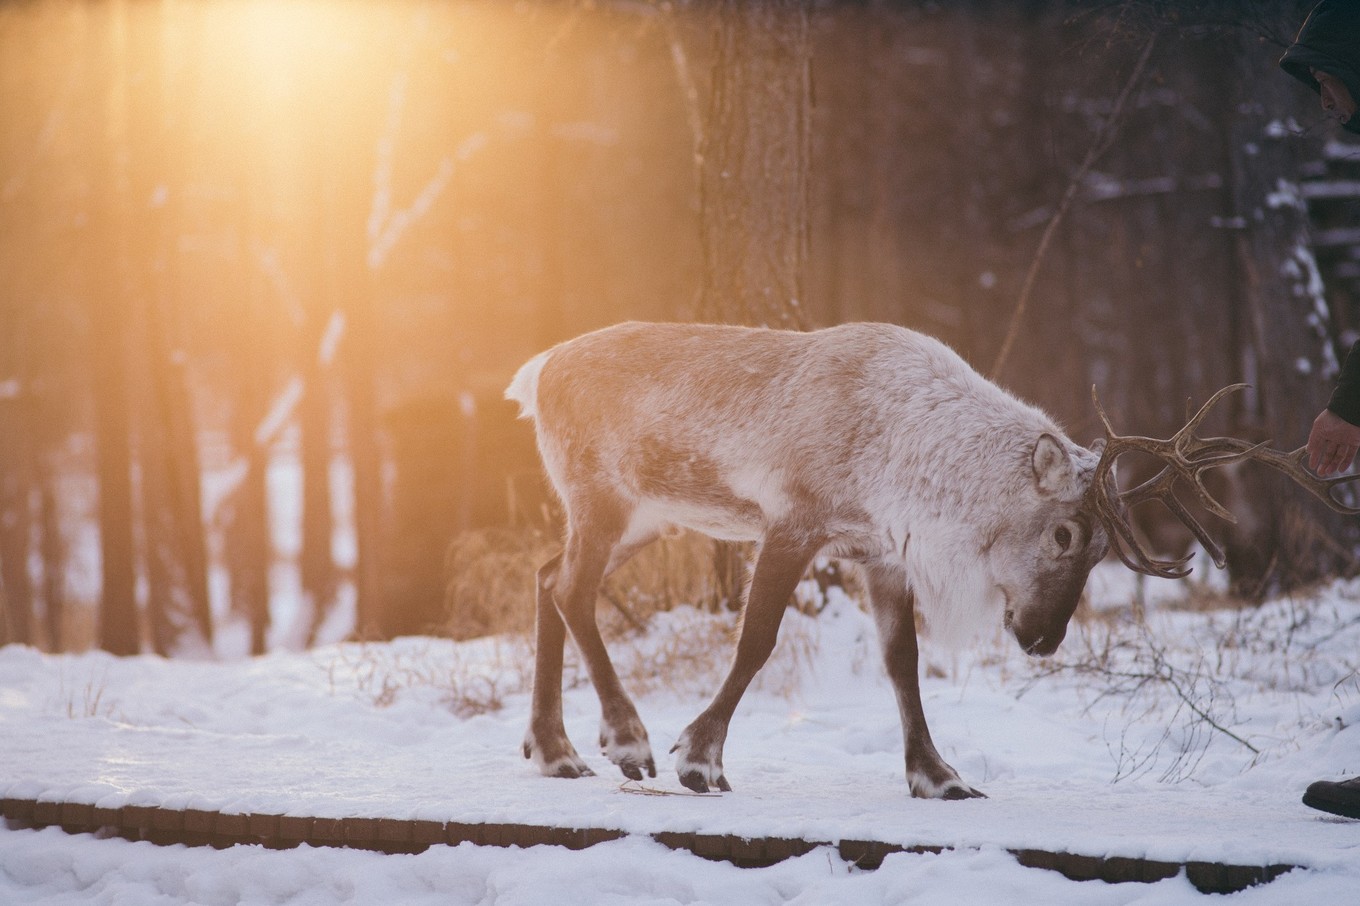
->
505, 322, 1359, 798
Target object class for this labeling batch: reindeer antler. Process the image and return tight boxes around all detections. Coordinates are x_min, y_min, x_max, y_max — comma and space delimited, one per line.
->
1088, 384, 1360, 579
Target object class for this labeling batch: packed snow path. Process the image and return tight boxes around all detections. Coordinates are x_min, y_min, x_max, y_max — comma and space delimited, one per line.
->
4, 571, 1360, 899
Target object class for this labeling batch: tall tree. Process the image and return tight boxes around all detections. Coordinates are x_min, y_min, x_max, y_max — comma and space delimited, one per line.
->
0, 393, 34, 647
298, 316, 340, 646
89, 0, 140, 656
125, 0, 212, 654
696, 0, 813, 329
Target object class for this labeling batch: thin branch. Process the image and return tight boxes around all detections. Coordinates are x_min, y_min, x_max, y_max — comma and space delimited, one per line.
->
990, 32, 1157, 381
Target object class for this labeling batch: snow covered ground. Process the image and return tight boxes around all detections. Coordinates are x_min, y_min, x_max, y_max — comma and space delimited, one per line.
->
3, 563, 1359, 904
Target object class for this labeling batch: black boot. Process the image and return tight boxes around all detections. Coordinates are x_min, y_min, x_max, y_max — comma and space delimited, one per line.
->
1303, 776, 1360, 819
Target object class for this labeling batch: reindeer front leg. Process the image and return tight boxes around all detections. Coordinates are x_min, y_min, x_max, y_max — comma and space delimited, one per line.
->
864, 564, 985, 800
672, 529, 822, 793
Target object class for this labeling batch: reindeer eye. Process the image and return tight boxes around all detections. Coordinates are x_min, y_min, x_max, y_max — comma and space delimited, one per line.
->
1054, 526, 1073, 551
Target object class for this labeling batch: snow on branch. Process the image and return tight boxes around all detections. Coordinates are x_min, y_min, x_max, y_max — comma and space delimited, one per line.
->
253, 377, 304, 449
318, 310, 346, 366
368, 154, 456, 271
367, 10, 487, 272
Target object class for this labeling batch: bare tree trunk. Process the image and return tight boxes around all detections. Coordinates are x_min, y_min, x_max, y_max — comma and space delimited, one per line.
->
348, 395, 383, 642
229, 427, 272, 656
36, 451, 65, 650
0, 401, 33, 646
239, 350, 274, 655
124, 0, 212, 655
223, 87, 277, 657
696, 0, 813, 330
222, 280, 273, 656
299, 333, 337, 646
326, 39, 393, 641
90, 0, 140, 656
316, 142, 384, 639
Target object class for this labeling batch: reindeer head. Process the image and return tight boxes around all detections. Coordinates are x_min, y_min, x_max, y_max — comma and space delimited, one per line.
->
987, 435, 1110, 657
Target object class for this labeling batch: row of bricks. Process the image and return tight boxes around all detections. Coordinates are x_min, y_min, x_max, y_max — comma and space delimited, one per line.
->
1011, 847, 1296, 891
1, 798, 622, 853
0, 797, 1295, 892
0, 798, 873, 864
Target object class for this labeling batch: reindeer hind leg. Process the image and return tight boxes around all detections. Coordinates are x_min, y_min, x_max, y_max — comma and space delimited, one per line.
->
524, 552, 594, 778
551, 493, 658, 780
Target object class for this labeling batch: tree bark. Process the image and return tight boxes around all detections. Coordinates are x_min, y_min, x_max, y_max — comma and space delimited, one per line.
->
696, 0, 813, 329
125, 0, 213, 654
89, 0, 141, 656
299, 331, 338, 646
0, 397, 34, 647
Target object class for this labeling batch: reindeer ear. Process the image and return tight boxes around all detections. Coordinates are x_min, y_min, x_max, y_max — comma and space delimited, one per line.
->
1032, 434, 1075, 497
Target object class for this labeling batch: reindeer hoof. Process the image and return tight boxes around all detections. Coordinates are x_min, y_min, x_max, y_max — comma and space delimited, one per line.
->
943, 785, 986, 800
679, 770, 731, 793
553, 762, 595, 779
618, 757, 656, 782
599, 720, 655, 782
524, 730, 593, 779
679, 770, 708, 793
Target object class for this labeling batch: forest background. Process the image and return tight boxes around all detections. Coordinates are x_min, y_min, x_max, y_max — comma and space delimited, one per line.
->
2, 0, 1358, 657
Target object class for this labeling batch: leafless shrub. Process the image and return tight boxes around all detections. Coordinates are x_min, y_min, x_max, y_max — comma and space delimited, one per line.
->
591, 603, 820, 702
1022, 617, 1256, 782
1011, 591, 1360, 783
322, 636, 534, 718
607, 534, 755, 622
750, 607, 821, 699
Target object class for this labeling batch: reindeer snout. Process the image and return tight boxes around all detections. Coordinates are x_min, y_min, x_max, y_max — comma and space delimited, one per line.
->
1024, 633, 1062, 657
1006, 607, 1065, 658
1019, 624, 1065, 657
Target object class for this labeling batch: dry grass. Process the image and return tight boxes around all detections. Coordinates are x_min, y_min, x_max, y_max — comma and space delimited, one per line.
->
605, 607, 734, 699
57, 669, 119, 721
607, 533, 755, 620
443, 527, 755, 642
443, 527, 559, 641
399, 527, 830, 711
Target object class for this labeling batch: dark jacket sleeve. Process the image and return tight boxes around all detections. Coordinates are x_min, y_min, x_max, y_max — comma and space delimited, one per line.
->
1329, 340, 1360, 426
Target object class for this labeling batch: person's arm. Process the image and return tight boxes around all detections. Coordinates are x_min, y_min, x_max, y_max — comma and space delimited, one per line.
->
1328, 339, 1360, 425
1309, 340, 1360, 475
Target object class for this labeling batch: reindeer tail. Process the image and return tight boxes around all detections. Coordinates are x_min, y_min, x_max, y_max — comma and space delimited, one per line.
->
505, 350, 550, 420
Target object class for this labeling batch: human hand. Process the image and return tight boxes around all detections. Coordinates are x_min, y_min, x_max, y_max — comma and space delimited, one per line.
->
1307, 409, 1360, 476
